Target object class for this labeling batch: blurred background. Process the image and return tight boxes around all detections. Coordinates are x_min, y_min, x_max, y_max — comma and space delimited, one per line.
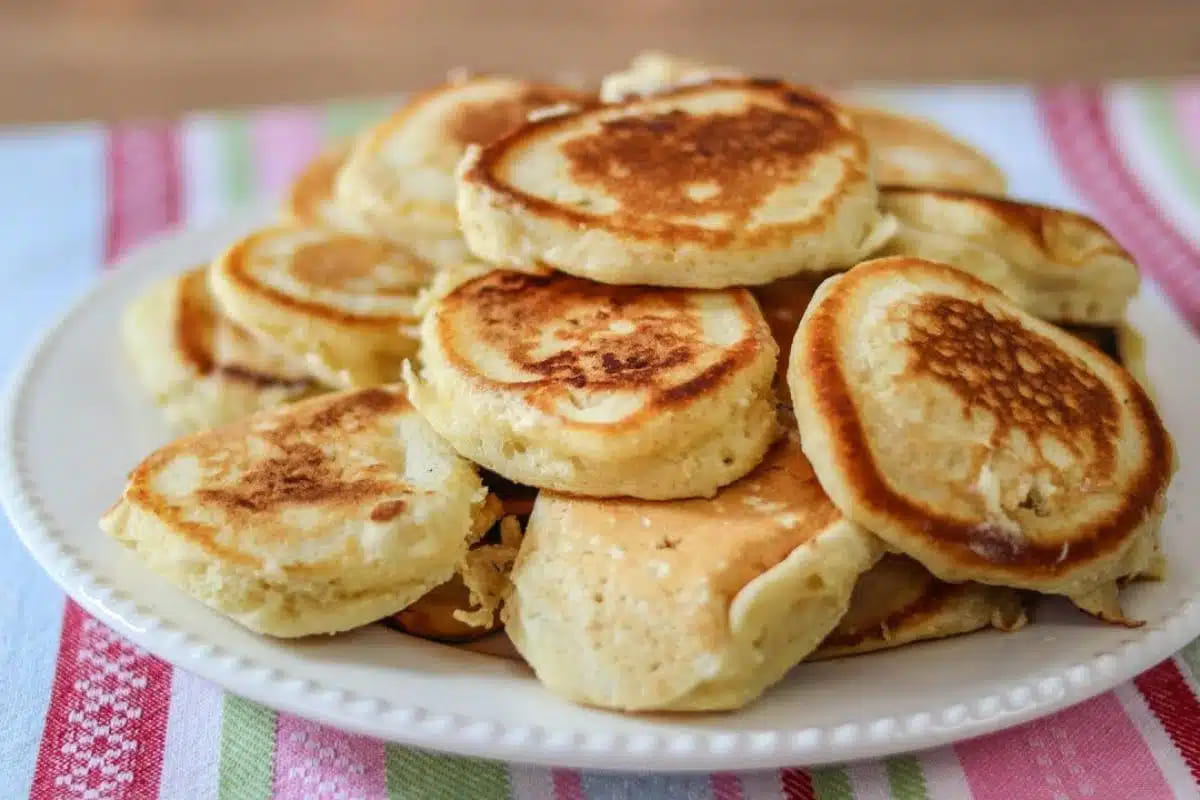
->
3, 0, 1200, 123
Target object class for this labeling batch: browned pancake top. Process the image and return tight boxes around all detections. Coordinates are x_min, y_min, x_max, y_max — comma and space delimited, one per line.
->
751, 272, 837, 395
175, 268, 315, 390
221, 230, 431, 326
904, 294, 1120, 465
468, 79, 867, 247
445, 84, 594, 147
126, 387, 414, 567
561, 100, 839, 225
437, 270, 769, 423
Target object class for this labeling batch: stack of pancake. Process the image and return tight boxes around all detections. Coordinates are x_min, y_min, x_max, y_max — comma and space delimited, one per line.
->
105, 53, 1175, 713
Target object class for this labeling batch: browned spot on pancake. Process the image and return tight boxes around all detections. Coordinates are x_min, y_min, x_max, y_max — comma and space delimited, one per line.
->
214, 364, 316, 391
370, 499, 408, 522
904, 294, 1119, 465
197, 442, 395, 516
176, 269, 218, 374
289, 237, 430, 297
446, 86, 592, 147
751, 271, 838, 394
562, 102, 837, 226
440, 270, 768, 426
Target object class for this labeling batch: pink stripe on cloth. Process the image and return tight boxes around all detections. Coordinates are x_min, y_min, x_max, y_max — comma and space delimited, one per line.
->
956, 691, 1173, 800
271, 713, 386, 799
249, 107, 324, 195
1038, 86, 1200, 330
552, 768, 585, 800
103, 121, 183, 264
710, 771, 745, 800
1172, 85, 1200, 166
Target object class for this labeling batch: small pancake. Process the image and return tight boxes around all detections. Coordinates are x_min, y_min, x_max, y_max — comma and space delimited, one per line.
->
457, 78, 895, 289
406, 269, 779, 499
845, 105, 1007, 195
334, 74, 594, 242
789, 256, 1174, 604
504, 430, 883, 711
209, 227, 433, 389
880, 186, 1140, 324
121, 267, 322, 433
809, 554, 1028, 660
283, 140, 371, 233
100, 386, 492, 638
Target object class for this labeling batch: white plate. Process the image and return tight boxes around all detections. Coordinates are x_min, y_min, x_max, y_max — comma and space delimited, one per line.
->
3, 208, 1199, 773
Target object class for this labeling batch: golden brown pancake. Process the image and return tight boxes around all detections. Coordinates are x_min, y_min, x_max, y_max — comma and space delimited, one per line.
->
100, 386, 492, 637
456, 78, 892, 288
503, 430, 883, 711
406, 269, 780, 499
789, 256, 1173, 605
751, 271, 838, 403
283, 142, 365, 231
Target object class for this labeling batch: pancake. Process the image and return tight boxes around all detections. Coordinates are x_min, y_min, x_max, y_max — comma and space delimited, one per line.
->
809, 554, 1028, 660
100, 386, 493, 638
121, 267, 322, 433
503, 430, 883, 711
846, 105, 1007, 194
406, 269, 779, 499
599, 50, 741, 102
283, 140, 372, 233
880, 186, 1140, 324
457, 78, 895, 289
334, 74, 594, 243
209, 226, 433, 389
789, 256, 1173, 605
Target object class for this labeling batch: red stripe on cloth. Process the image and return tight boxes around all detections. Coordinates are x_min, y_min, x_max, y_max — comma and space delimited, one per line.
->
779, 767, 816, 800
32, 122, 182, 799
1134, 659, 1200, 784
104, 121, 183, 262
710, 771, 744, 800
551, 768, 585, 800
30, 605, 174, 799
1037, 86, 1200, 330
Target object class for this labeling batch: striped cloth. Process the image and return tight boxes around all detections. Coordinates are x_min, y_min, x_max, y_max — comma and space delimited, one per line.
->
2, 84, 1199, 800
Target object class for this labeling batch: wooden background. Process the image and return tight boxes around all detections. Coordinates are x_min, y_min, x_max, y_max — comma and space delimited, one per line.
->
4, 0, 1200, 124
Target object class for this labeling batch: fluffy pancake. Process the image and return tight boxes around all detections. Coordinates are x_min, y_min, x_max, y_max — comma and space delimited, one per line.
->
789, 256, 1173, 603
880, 186, 1140, 324
846, 105, 1007, 195
100, 386, 492, 637
209, 226, 433, 389
406, 269, 779, 499
334, 74, 594, 243
457, 78, 894, 288
503, 430, 883, 711
121, 267, 322, 433
809, 554, 1028, 660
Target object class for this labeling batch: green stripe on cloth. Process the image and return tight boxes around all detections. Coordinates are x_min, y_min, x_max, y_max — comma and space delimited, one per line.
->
385, 745, 510, 799
886, 755, 929, 800
812, 766, 854, 800
1179, 638, 1200, 681
323, 97, 397, 142
217, 696, 277, 800
219, 115, 254, 203
1137, 87, 1200, 204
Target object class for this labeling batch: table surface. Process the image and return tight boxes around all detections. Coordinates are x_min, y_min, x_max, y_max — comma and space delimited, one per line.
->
5, 0, 1200, 124
2, 82, 1200, 798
